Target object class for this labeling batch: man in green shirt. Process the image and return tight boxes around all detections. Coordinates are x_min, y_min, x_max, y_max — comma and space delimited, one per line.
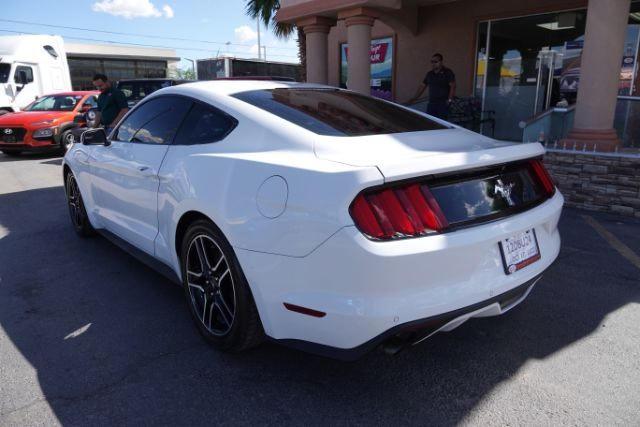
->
92, 73, 128, 133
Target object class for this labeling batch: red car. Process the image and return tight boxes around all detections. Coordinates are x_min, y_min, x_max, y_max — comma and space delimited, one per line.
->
0, 91, 99, 156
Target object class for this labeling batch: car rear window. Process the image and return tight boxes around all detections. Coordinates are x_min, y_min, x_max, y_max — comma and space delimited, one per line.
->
232, 88, 448, 136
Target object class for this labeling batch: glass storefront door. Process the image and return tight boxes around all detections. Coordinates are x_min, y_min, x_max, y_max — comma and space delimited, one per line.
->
476, 2, 640, 146
478, 11, 587, 141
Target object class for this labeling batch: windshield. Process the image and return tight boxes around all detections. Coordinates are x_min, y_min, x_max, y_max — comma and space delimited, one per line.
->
232, 88, 449, 137
0, 64, 10, 83
25, 95, 83, 112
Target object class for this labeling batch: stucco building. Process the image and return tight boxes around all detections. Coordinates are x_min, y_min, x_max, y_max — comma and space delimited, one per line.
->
277, 0, 639, 151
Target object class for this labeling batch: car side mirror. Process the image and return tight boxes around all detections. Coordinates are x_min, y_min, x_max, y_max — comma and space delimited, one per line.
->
80, 128, 110, 146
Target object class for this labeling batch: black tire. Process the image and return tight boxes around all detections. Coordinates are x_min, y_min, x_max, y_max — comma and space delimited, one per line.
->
180, 219, 264, 352
1, 150, 21, 156
65, 172, 96, 237
59, 129, 75, 154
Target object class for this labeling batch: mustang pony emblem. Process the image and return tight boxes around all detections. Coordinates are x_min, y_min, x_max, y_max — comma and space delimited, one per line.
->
3, 128, 13, 135
494, 179, 516, 207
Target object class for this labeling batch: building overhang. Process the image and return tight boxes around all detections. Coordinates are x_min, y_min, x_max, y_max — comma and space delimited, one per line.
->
276, 0, 458, 23
277, 0, 459, 35
64, 42, 180, 63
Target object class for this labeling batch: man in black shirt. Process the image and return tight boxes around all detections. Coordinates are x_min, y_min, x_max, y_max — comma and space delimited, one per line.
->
408, 53, 456, 119
93, 73, 128, 134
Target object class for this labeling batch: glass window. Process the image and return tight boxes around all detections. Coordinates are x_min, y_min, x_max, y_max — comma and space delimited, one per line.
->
174, 103, 237, 144
117, 80, 171, 106
0, 64, 10, 83
67, 57, 168, 90
114, 96, 191, 144
233, 88, 448, 137
81, 95, 98, 109
340, 37, 394, 100
475, 22, 489, 99
15, 66, 34, 84
25, 95, 79, 111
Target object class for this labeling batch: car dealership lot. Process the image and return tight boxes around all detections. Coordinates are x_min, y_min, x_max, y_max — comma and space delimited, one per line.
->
0, 153, 639, 426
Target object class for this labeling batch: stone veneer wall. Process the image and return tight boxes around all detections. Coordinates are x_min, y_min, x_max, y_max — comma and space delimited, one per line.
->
543, 150, 640, 217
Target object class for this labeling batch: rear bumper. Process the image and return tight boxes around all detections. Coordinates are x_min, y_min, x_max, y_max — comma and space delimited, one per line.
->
273, 274, 543, 361
236, 190, 564, 356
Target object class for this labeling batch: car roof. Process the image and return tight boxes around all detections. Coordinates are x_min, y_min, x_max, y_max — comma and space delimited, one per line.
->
42, 91, 99, 97
117, 78, 195, 82
165, 80, 331, 97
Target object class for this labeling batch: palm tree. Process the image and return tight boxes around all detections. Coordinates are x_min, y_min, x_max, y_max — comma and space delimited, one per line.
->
245, 0, 306, 81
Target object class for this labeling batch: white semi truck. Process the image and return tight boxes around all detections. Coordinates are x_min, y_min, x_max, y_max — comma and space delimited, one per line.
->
0, 35, 72, 115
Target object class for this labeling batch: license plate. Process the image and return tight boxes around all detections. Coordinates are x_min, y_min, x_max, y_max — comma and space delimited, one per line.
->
3, 135, 16, 143
499, 228, 540, 275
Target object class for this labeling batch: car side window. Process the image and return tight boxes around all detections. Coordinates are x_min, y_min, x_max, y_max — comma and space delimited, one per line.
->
174, 102, 237, 145
82, 96, 98, 109
114, 96, 191, 144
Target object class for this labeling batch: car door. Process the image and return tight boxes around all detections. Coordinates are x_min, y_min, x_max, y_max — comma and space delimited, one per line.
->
90, 95, 192, 255
13, 65, 39, 110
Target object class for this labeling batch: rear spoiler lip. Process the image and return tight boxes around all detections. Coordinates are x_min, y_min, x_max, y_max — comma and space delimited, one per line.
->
376, 143, 546, 183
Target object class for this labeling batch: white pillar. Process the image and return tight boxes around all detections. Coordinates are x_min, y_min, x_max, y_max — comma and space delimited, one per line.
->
567, 0, 631, 151
344, 15, 375, 95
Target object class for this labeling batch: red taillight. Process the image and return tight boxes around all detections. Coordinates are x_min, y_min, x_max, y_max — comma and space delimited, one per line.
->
350, 183, 449, 240
529, 159, 555, 196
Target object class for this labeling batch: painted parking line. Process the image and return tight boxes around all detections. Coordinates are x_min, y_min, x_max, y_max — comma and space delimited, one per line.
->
582, 215, 640, 271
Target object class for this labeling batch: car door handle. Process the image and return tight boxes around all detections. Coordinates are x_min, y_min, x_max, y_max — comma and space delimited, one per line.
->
137, 165, 155, 176
73, 150, 90, 165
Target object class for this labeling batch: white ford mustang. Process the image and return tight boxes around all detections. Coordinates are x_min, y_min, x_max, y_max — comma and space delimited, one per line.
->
63, 80, 563, 360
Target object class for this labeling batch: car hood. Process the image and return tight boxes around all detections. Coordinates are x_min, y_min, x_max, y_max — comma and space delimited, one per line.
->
313, 128, 546, 181
0, 111, 70, 126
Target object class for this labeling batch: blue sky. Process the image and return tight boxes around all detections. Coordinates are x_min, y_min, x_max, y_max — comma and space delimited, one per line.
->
1, 0, 300, 69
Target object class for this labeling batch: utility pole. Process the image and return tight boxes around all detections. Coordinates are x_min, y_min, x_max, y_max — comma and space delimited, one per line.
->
256, 19, 262, 60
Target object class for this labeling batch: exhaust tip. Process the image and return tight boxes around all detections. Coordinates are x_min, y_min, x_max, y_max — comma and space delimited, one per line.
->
380, 336, 408, 356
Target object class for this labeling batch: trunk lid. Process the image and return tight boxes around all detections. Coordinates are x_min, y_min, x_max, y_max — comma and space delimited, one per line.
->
314, 128, 546, 181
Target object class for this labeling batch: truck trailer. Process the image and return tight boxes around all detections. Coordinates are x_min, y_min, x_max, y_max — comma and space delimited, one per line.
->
0, 35, 72, 115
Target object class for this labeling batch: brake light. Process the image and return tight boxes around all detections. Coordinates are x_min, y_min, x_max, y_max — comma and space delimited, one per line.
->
350, 183, 449, 240
529, 159, 555, 196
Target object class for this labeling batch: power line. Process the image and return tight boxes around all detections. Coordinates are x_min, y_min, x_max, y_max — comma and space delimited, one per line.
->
0, 18, 298, 51
0, 29, 300, 60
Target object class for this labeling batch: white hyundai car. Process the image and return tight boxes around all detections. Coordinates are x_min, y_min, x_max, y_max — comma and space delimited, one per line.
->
63, 80, 563, 360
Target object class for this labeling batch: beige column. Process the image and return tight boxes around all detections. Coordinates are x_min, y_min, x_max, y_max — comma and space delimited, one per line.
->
565, 0, 631, 151
343, 15, 376, 94
337, 8, 378, 94
299, 17, 334, 84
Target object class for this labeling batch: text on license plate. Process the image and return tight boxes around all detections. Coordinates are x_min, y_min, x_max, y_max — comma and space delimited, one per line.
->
499, 228, 540, 275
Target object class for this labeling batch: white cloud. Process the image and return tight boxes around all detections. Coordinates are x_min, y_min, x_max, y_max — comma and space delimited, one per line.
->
234, 25, 258, 43
92, 0, 174, 19
162, 5, 174, 18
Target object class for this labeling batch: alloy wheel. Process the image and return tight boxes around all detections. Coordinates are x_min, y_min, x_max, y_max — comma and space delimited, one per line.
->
67, 175, 83, 227
185, 234, 236, 336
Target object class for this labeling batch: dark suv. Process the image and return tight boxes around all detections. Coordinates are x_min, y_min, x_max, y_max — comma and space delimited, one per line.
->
116, 78, 195, 107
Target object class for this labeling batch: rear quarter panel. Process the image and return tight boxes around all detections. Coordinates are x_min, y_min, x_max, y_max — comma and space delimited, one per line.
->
154, 121, 383, 276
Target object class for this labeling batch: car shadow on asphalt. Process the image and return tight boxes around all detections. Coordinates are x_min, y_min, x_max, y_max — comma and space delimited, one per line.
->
0, 152, 63, 163
0, 187, 638, 424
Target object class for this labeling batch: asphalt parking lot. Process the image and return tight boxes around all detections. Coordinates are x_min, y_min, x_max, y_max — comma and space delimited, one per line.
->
0, 152, 639, 426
